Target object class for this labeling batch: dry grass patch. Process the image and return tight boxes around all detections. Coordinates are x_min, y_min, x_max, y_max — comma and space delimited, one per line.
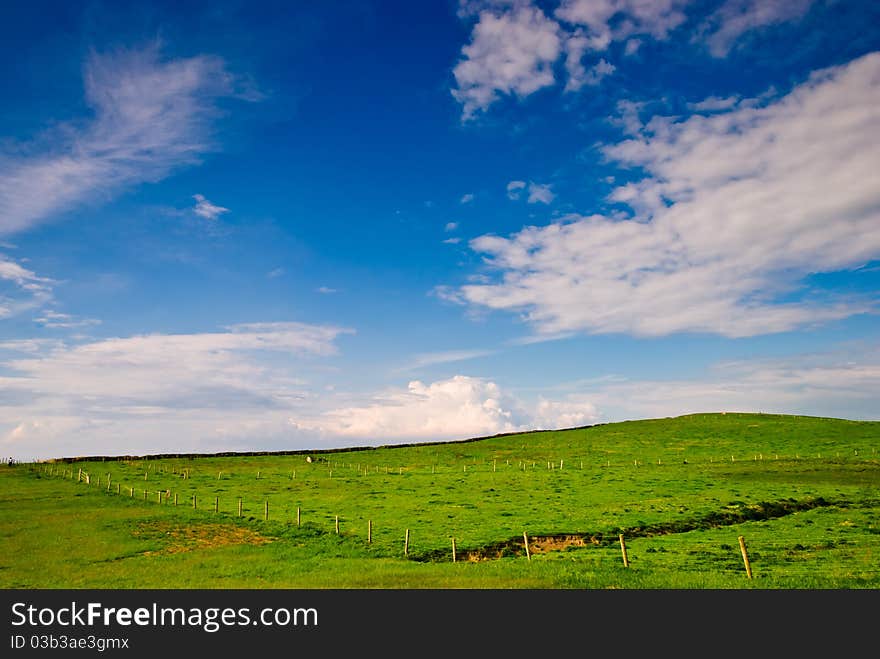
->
132, 521, 273, 555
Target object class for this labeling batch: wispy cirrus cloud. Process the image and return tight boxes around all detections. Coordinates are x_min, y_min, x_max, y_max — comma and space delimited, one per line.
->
396, 348, 496, 372
0, 255, 55, 320
447, 51, 880, 338
33, 310, 101, 329
698, 0, 815, 57
0, 42, 258, 237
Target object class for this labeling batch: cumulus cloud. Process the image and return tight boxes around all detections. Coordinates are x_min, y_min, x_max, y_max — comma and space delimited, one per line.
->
0, 42, 256, 237
451, 1, 822, 117
449, 52, 880, 338
311, 375, 599, 442
452, 4, 563, 120
555, 0, 690, 48
506, 180, 527, 200
533, 397, 599, 428
526, 182, 555, 204
507, 180, 554, 203
460, 193, 475, 204
192, 194, 230, 220
564, 29, 615, 92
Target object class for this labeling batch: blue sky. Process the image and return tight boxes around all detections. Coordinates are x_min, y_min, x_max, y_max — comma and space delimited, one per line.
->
1, 0, 879, 460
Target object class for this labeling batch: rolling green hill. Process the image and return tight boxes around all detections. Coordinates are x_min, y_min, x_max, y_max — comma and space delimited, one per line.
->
2, 413, 878, 588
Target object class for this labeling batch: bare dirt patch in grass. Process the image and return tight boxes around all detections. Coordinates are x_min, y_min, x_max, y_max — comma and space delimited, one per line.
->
132, 521, 273, 555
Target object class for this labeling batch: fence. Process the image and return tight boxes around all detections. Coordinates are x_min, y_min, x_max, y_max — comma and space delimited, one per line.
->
20, 460, 880, 583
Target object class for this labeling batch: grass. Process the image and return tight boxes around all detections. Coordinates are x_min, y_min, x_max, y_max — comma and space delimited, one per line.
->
1, 412, 878, 588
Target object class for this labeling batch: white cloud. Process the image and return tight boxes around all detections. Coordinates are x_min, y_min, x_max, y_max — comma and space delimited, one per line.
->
555, 0, 690, 48
507, 180, 555, 203
0, 322, 352, 459
0, 255, 54, 320
450, 52, 880, 338
533, 397, 599, 429
583, 346, 880, 422
192, 194, 229, 220
445, 221, 460, 232
267, 267, 285, 279
611, 99, 647, 135
443, 237, 462, 245
460, 193, 475, 204
0, 42, 256, 237
624, 38, 642, 55
311, 375, 599, 442
698, 0, 815, 57
564, 28, 616, 91
316, 286, 338, 294
2, 322, 349, 400
452, 2, 822, 117
527, 182, 555, 204
687, 95, 740, 112
457, 0, 529, 19
397, 349, 496, 372
33, 310, 101, 329
506, 180, 527, 200
452, 5, 563, 120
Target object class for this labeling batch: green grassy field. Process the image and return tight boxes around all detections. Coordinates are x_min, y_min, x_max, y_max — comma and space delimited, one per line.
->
1, 413, 878, 588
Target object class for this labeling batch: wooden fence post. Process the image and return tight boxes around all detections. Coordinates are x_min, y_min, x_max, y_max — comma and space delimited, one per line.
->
214, 496, 219, 513
523, 532, 531, 562
368, 519, 372, 544
238, 498, 242, 518
404, 529, 410, 556
738, 536, 753, 579
297, 506, 301, 527
264, 500, 269, 521
619, 534, 629, 567
452, 537, 457, 563
335, 514, 339, 534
